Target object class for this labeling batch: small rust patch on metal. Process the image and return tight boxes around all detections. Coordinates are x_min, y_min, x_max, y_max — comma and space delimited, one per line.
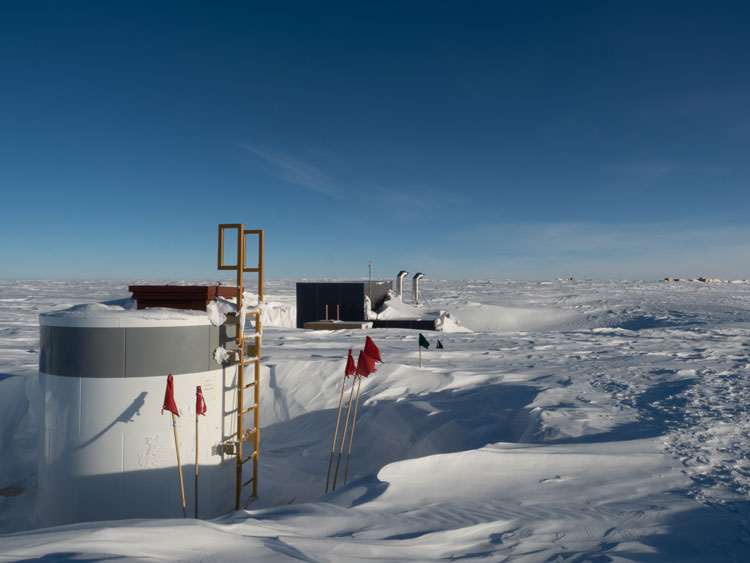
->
0, 484, 24, 497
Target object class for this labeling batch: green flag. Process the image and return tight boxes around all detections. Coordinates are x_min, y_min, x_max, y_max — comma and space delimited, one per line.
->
436, 339, 444, 349
418, 333, 430, 349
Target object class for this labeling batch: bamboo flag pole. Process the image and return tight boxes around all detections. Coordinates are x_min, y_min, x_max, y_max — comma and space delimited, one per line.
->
194, 414, 199, 518
342, 375, 363, 486
332, 375, 357, 491
324, 375, 346, 493
418, 333, 429, 368
163, 374, 186, 518
172, 412, 187, 518
343, 347, 378, 486
326, 350, 356, 493
195, 385, 207, 518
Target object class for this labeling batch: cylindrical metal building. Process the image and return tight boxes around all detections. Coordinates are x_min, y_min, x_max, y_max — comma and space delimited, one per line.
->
37, 301, 244, 526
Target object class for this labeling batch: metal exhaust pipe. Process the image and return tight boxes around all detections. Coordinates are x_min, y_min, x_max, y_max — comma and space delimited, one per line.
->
413, 273, 424, 304
396, 271, 409, 301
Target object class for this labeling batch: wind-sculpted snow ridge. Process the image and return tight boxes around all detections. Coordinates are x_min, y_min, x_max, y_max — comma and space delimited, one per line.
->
368, 291, 470, 332
661, 361, 750, 505
2, 279, 750, 560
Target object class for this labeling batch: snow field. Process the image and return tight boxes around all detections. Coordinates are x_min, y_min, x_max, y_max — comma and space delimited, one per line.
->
2, 279, 750, 560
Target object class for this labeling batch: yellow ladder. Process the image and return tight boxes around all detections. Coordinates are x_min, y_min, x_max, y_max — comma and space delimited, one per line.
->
218, 224, 264, 509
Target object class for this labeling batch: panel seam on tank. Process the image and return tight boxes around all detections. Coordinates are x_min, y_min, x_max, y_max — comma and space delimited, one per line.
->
123, 326, 128, 378
205, 326, 211, 372
121, 433, 125, 489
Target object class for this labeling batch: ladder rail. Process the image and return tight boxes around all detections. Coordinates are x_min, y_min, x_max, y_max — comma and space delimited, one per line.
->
234, 226, 245, 511
218, 224, 264, 509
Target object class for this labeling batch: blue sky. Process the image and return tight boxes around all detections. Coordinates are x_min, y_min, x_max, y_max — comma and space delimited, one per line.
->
1, 1, 749, 280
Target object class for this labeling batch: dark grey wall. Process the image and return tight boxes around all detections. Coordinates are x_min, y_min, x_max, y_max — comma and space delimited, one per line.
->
366, 282, 391, 311
40, 324, 231, 378
296, 281, 392, 328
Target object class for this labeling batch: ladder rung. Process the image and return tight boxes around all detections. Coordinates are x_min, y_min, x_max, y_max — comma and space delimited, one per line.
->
242, 476, 255, 487
243, 381, 256, 390
242, 428, 257, 442
241, 405, 257, 415
242, 357, 258, 365
242, 451, 258, 464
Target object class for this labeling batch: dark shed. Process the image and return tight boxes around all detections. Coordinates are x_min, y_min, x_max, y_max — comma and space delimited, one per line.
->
296, 281, 391, 328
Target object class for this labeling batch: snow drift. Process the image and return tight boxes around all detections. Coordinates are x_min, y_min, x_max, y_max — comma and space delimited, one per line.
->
1, 279, 750, 561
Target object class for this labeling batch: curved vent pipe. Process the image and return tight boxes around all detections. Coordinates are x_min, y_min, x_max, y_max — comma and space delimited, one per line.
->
413, 273, 425, 304
396, 271, 409, 301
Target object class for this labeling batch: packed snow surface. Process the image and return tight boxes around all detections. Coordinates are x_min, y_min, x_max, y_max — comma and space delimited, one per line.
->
2, 279, 750, 561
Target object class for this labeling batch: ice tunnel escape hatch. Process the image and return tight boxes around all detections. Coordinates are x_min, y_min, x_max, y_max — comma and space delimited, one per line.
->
37, 224, 263, 526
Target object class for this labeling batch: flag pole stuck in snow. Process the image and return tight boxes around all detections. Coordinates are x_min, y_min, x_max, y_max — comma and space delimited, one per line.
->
332, 371, 358, 491
162, 374, 186, 518
195, 385, 207, 518
418, 333, 430, 367
343, 338, 381, 485
325, 349, 356, 493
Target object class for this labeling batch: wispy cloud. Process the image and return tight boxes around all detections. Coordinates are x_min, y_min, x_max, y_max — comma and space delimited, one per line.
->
370, 185, 466, 222
672, 93, 744, 117
607, 159, 734, 180
435, 221, 750, 280
611, 162, 675, 177
635, 92, 750, 138
240, 145, 343, 199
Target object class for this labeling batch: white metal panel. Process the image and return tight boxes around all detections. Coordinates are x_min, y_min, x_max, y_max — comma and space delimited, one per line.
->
38, 368, 236, 526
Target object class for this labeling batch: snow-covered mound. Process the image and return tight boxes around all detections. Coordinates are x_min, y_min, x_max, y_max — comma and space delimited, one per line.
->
2, 279, 750, 561
368, 291, 470, 332
206, 294, 296, 329
368, 291, 434, 320
260, 300, 296, 328
43, 298, 209, 325
445, 301, 581, 331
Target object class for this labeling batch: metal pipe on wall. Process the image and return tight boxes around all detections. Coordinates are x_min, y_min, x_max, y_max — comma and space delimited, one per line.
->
413, 273, 424, 304
396, 271, 409, 301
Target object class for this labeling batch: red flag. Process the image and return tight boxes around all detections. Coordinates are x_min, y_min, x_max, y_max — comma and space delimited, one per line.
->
345, 349, 356, 377
356, 350, 377, 377
162, 374, 179, 416
364, 336, 382, 363
196, 386, 207, 416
